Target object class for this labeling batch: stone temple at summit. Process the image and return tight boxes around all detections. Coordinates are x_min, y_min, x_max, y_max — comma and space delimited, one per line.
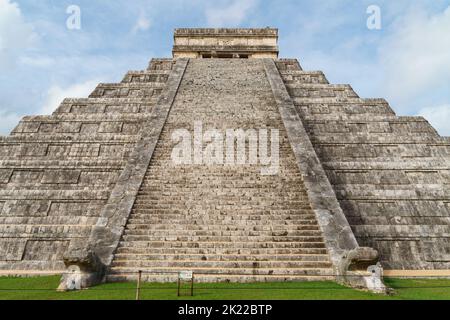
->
0, 28, 449, 289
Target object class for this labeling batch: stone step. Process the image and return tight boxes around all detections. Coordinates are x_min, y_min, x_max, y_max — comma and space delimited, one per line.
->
126, 222, 318, 230
133, 199, 312, 205
125, 220, 317, 227
106, 273, 335, 283
0, 261, 65, 271
117, 241, 327, 249
136, 189, 308, 194
114, 247, 328, 255
133, 200, 310, 205
131, 205, 314, 211
113, 253, 330, 262
110, 260, 333, 269
107, 266, 334, 276
135, 189, 308, 194
134, 195, 310, 201
126, 220, 318, 227
125, 223, 320, 231
122, 229, 322, 237
121, 235, 325, 242
128, 213, 317, 220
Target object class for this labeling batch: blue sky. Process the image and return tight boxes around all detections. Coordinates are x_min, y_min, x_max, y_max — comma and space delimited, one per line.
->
1, 0, 449, 135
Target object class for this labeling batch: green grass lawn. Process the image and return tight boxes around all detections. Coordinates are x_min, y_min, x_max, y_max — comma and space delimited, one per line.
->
0, 276, 449, 300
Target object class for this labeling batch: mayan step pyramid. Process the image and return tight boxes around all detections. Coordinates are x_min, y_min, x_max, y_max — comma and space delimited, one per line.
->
0, 28, 449, 290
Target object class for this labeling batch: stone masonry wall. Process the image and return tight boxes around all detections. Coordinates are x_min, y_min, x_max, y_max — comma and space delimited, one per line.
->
278, 60, 450, 269
0, 59, 175, 272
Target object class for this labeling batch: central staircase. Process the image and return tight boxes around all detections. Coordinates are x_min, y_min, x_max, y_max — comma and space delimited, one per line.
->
107, 59, 334, 282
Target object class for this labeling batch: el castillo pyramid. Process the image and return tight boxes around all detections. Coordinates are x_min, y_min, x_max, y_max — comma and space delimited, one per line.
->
0, 28, 449, 291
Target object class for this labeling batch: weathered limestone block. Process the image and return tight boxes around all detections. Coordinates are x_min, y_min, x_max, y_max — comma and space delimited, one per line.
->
99, 144, 128, 159
0, 169, 12, 183
294, 99, 396, 117
1, 200, 50, 217
12, 121, 40, 134
275, 59, 302, 71
78, 171, 120, 187
54, 97, 159, 115
98, 122, 123, 133
22, 240, 70, 261
147, 58, 175, 71
17, 144, 48, 157
69, 143, 101, 157
121, 123, 141, 135
41, 170, 81, 184
122, 71, 170, 84
47, 201, 105, 217
89, 83, 165, 99
55, 122, 82, 134
281, 71, 328, 84
9, 170, 43, 184
0, 239, 27, 261
67, 103, 105, 114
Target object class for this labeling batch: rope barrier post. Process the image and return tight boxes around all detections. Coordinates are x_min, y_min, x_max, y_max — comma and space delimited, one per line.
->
190, 273, 194, 297
136, 270, 142, 301
178, 271, 194, 297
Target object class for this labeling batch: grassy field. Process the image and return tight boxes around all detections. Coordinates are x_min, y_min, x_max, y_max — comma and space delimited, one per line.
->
0, 276, 450, 300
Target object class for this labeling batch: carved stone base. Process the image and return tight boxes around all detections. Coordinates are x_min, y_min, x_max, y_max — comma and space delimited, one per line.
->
336, 247, 387, 293
57, 246, 105, 291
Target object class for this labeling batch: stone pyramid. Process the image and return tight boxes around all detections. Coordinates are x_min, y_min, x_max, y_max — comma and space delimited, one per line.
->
0, 28, 449, 291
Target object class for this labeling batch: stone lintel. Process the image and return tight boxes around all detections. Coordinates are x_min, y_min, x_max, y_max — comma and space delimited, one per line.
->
173, 28, 279, 59
174, 28, 278, 36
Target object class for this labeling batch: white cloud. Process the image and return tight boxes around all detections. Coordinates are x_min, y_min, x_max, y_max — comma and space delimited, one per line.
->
417, 104, 450, 137
19, 55, 54, 68
205, 0, 258, 27
40, 80, 100, 115
379, 6, 450, 104
0, 0, 36, 69
132, 13, 151, 33
0, 111, 21, 136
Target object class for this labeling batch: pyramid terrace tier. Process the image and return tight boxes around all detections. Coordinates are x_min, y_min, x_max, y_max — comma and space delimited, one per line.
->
277, 58, 450, 270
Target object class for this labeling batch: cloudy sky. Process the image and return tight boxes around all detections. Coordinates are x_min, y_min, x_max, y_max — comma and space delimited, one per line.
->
0, 0, 449, 135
